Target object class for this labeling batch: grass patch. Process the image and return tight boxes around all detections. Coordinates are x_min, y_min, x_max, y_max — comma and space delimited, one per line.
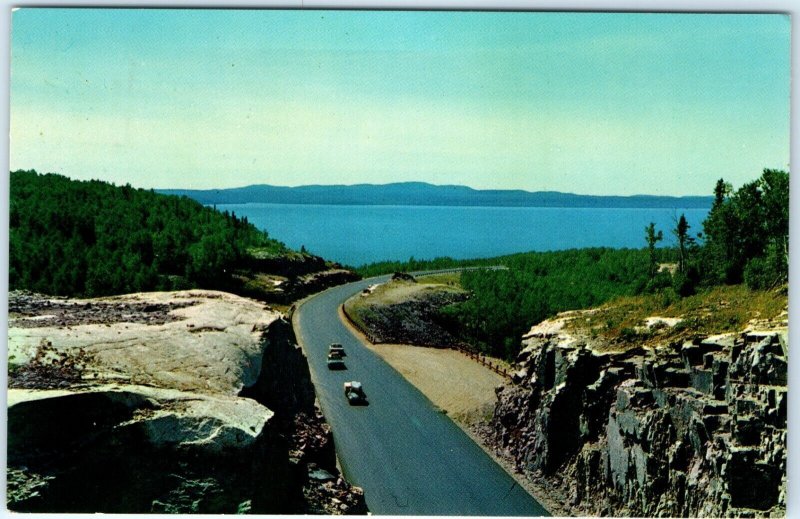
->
415, 272, 462, 287
353, 279, 465, 307
573, 284, 787, 350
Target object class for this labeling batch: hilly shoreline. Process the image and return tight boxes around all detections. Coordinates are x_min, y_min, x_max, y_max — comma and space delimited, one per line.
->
159, 182, 713, 209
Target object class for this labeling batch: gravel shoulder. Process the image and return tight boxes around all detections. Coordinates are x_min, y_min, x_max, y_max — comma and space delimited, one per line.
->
366, 343, 503, 424
337, 304, 502, 425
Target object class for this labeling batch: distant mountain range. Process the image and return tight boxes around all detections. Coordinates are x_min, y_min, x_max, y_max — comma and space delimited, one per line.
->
158, 182, 713, 209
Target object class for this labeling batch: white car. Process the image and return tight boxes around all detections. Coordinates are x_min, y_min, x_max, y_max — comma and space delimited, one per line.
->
344, 381, 367, 405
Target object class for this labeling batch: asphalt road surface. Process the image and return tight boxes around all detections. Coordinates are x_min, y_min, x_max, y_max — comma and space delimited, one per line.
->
293, 273, 549, 516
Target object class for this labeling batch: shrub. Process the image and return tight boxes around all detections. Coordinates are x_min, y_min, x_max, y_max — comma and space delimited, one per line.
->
744, 243, 787, 290
645, 271, 673, 293
672, 271, 696, 297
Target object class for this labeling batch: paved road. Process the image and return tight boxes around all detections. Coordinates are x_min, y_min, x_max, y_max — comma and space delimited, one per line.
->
293, 273, 548, 516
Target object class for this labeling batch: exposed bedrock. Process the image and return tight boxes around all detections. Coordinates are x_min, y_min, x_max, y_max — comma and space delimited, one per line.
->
347, 290, 469, 347
490, 317, 787, 517
242, 252, 331, 278
281, 269, 361, 303
7, 290, 365, 514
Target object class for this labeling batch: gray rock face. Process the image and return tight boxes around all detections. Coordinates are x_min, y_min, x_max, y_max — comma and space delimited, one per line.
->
281, 269, 361, 302
7, 290, 365, 514
347, 290, 470, 347
489, 324, 787, 517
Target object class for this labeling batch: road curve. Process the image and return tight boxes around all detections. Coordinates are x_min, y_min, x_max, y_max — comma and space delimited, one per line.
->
293, 273, 548, 516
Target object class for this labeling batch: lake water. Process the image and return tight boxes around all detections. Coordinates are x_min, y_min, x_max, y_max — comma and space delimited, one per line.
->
218, 203, 710, 267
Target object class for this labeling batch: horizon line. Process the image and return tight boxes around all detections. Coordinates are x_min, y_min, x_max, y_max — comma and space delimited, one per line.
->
11, 169, 721, 198
155, 180, 716, 199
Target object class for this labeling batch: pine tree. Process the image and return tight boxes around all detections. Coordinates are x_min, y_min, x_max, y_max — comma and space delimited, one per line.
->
645, 222, 663, 279
674, 214, 690, 274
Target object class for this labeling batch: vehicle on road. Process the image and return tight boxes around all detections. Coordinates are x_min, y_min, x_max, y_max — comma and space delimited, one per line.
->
329, 343, 346, 356
327, 350, 346, 370
344, 381, 367, 405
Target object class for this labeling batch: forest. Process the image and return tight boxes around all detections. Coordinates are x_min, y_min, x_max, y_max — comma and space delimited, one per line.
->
358, 169, 790, 360
439, 247, 657, 359
9, 170, 289, 296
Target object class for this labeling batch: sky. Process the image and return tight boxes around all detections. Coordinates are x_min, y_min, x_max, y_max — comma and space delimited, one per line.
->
9, 9, 791, 196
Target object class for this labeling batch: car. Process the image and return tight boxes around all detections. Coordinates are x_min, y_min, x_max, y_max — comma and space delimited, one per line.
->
344, 381, 367, 405
327, 350, 346, 370
329, 343, 346, 356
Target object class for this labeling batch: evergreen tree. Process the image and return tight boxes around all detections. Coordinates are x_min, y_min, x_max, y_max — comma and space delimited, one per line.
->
701, 169, 788, 287
674, 214, 690, 274
645, 222, 663, 279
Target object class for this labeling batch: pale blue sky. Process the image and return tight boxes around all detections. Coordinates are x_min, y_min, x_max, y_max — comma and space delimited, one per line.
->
9, 9, 790, 195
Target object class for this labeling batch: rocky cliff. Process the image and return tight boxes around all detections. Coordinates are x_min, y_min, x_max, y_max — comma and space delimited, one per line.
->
232, 251, 360, 304
486, 310, 787, 517
7, 290, 365, 514
343, 277, 469, 347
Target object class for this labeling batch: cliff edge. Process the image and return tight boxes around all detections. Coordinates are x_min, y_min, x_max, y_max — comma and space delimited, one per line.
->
484, 306, 787, 517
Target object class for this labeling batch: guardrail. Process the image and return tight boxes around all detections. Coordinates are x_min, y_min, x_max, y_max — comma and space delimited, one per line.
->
451, 342, 512, 380
411, 265, 509, 278
341, 303, 381, 344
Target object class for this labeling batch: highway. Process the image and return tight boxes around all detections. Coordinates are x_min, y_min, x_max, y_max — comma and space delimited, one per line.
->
293, 273, 548, 516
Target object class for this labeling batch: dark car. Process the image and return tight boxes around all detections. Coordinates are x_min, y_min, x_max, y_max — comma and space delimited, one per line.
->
327, 350, 346, 370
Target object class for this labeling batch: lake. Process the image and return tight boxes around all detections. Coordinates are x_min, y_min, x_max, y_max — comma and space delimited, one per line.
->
218, 204, 710, 266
